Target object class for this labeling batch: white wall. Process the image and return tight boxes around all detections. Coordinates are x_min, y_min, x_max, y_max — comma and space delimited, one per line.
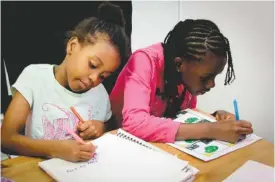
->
131, 1, 179, 51
179, 1, 274, 143
132, 1, 274, 142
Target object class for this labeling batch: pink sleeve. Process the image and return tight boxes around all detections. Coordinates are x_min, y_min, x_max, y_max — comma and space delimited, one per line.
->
122, 52, 180, 143
190, 96, 197, 109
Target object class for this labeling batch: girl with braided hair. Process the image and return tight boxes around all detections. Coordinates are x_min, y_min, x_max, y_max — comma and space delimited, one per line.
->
110, 19, 253, 143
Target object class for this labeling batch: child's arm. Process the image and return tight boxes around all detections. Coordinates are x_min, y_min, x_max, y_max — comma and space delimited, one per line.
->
176, 120, 253, 143
121, 52, 181, 143
1, 91, 56, 157
1, 92, 95, 161
119, 51, 253, 143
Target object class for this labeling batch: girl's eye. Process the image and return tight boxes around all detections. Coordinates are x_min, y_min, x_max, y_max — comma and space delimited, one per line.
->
200, 77, 211, 84
90, 62, 96, 69
200, 77, 208, 82
100, 74, 105, 80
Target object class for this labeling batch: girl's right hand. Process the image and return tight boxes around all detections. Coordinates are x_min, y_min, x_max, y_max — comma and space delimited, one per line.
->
212, 120, 253, 143
54, 140, 96, 162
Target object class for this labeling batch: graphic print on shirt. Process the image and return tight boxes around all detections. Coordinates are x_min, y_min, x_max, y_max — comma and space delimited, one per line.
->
41, 103, 94, 140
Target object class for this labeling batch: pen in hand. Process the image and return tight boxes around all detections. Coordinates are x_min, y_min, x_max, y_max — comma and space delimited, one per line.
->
233, 99, 246, 140
66, 125, 85, 144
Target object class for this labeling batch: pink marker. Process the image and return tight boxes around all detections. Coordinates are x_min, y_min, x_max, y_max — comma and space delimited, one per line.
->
70, 106, 84, 124
65, 125, 85, 144
66, 125, 98, 158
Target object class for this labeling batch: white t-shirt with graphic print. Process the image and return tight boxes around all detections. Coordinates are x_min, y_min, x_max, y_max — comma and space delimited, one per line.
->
11, 64, 112, 140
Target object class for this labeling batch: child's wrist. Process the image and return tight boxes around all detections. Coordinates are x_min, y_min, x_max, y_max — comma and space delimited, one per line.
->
48, 140, 60, 158
207, 122, 219, 139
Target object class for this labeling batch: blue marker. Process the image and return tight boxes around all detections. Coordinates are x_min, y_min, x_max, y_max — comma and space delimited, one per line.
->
233, 99, 240, 120
233, 99, 246, 140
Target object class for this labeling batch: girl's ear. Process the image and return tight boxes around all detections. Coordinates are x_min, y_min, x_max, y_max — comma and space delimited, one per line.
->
66, 37, 80, 55
174, 57, 185, 72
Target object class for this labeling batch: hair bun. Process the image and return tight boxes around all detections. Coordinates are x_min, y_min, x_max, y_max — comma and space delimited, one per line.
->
97, 2, 125, 27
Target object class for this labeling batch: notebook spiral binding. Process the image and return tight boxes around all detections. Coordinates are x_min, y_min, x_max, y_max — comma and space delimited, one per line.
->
116, 129, 166, 154
117, 133, 149, 149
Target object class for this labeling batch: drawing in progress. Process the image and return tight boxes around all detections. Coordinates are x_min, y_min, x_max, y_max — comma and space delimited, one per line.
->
169, 109, 262, 161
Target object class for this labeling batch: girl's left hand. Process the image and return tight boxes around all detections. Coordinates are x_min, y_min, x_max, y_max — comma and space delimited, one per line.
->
214, 110, 236, 121
77, 120, 105, 140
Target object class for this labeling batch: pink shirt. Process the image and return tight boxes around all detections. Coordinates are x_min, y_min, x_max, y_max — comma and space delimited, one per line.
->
110, 43, 197, 143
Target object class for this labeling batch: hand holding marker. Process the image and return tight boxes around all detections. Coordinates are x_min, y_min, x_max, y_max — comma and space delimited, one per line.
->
233, 99, 246, 140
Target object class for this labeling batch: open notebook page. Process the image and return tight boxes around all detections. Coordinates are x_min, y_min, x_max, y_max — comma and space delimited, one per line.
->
39, 134, 192, 182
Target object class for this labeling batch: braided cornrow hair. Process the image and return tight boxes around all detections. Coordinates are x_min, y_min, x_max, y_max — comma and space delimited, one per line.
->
162, 19, 235, 117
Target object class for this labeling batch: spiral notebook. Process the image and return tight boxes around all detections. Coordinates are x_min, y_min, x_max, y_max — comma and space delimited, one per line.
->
116, 129, 168, 153
39, 130, 199, 182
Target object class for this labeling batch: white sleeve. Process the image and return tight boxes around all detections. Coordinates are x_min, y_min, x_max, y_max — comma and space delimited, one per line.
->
105, 98, 112, 121
11, 65, 35, 107
98, 84, 112, 122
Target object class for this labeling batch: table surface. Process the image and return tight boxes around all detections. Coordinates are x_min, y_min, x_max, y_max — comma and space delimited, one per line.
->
1, 110, 274, 182
2, 136, 274, 182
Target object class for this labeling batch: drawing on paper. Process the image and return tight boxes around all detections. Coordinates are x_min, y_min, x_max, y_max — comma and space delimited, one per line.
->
186, 144, 200, 150
205, 145, 219, 153
66, 153, 98, 173
185, 117, 199, 123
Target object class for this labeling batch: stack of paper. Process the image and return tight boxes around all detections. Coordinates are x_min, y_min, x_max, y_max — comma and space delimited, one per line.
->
224, 160, 274, 182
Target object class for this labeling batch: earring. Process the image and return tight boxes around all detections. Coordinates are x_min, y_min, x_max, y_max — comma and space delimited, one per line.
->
177, 67, 180, 72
